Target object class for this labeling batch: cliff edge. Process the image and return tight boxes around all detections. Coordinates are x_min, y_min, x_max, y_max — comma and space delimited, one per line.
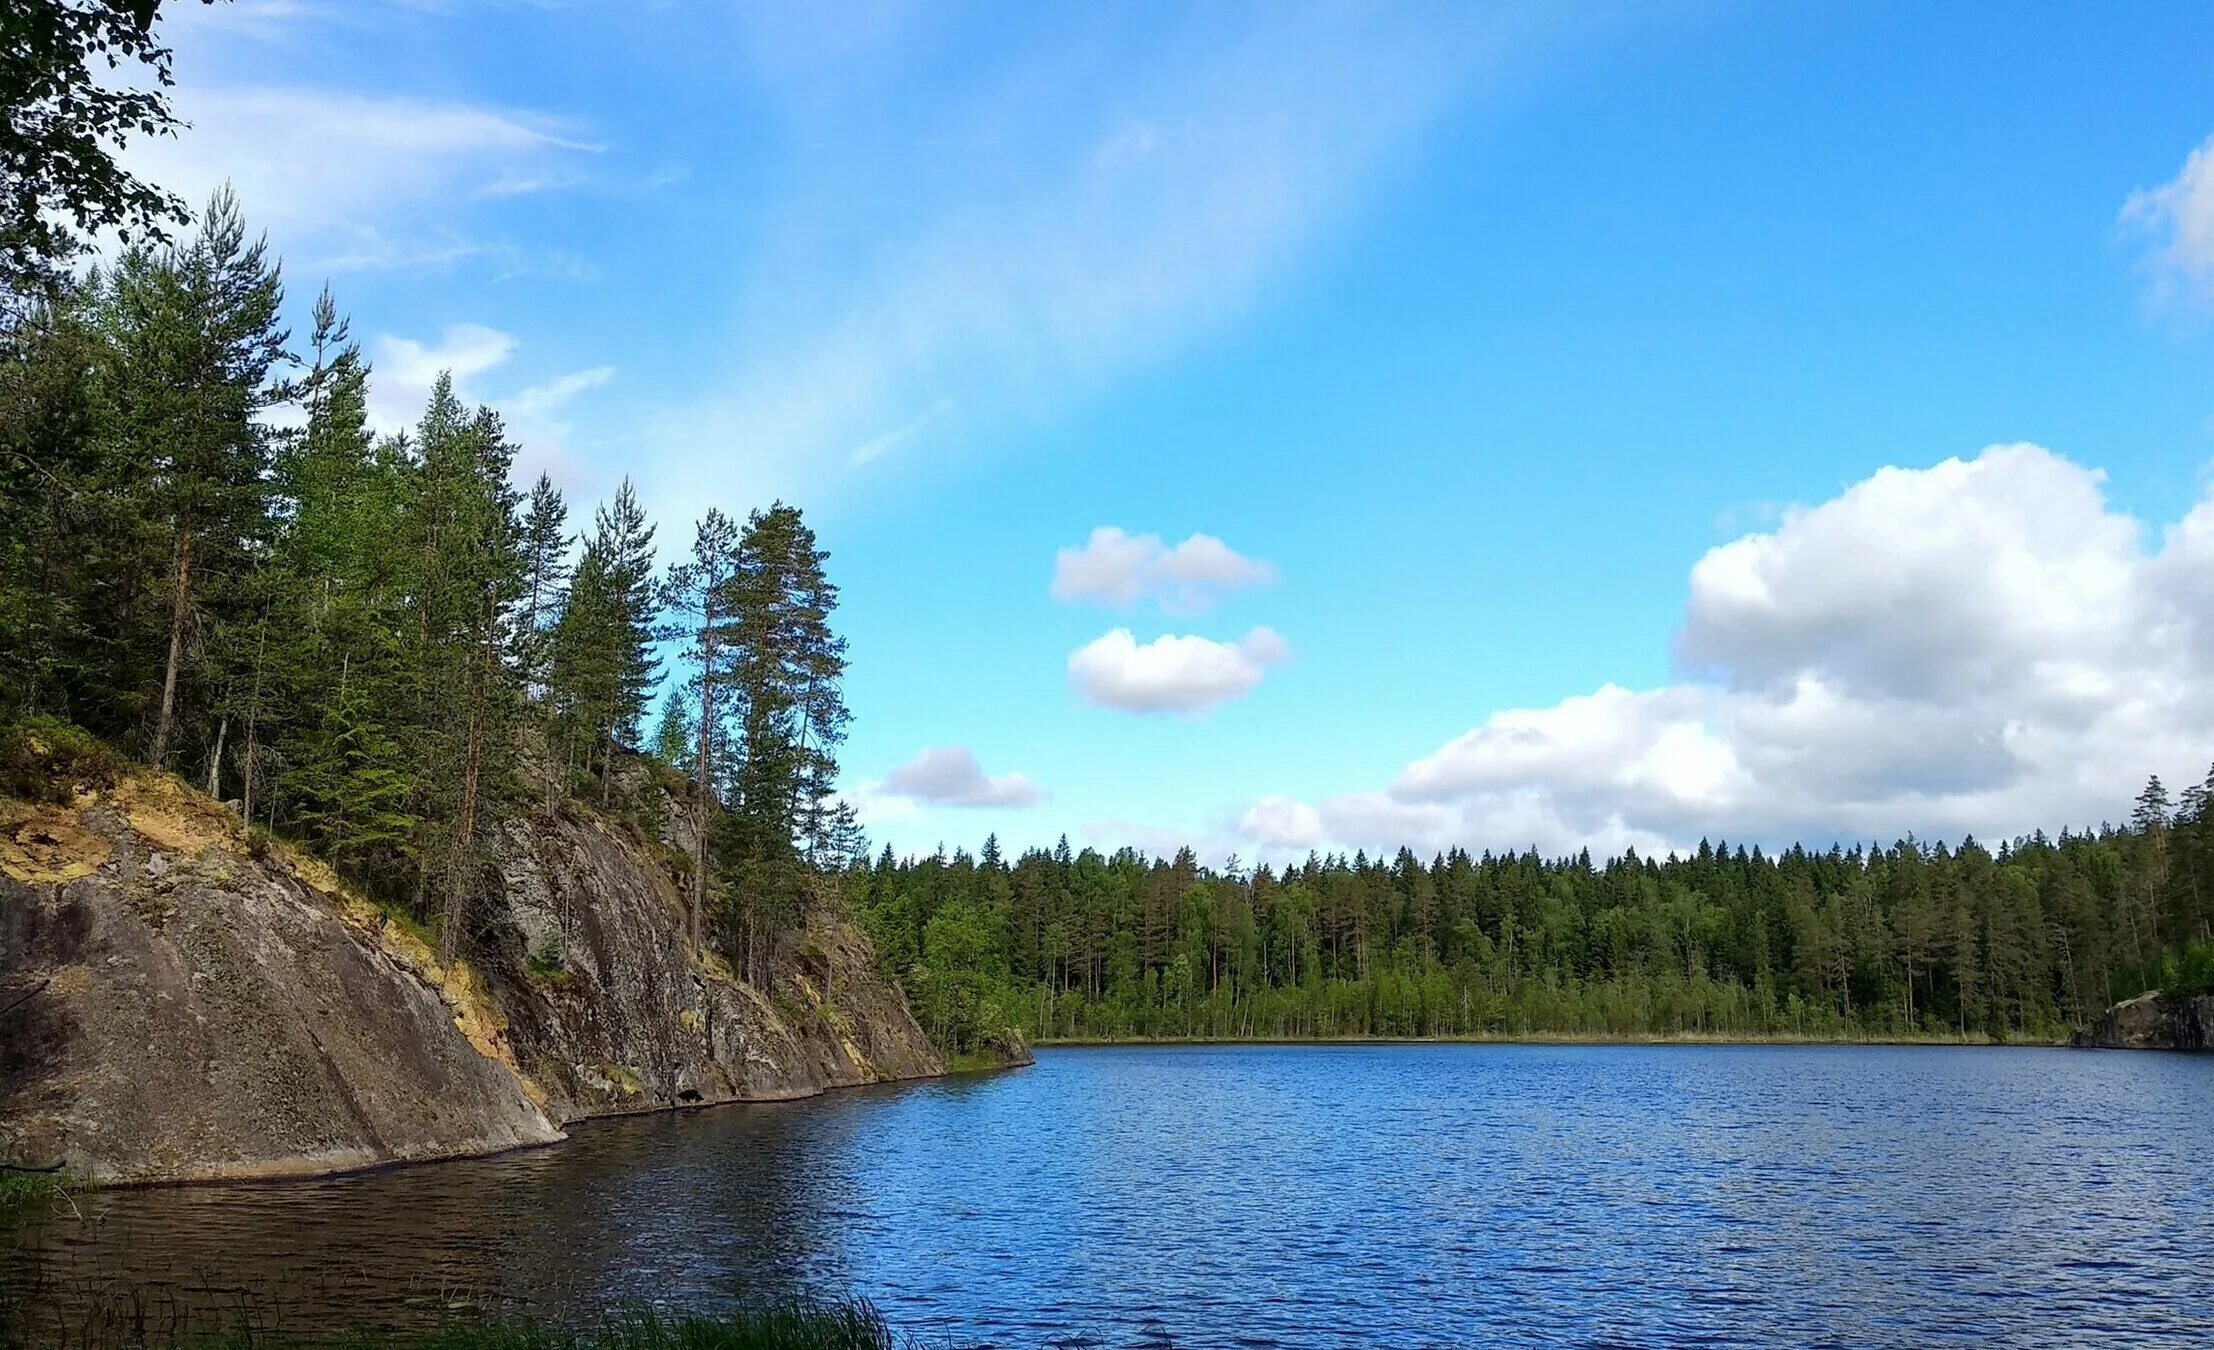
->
0, 767, 940, 1183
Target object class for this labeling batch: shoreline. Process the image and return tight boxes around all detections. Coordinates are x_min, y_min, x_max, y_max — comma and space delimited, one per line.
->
43, 1062, 962, 1201
1033, 1031, 2070, 1049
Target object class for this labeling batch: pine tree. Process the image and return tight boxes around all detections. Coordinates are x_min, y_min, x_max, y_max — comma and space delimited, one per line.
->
104, 187, 289, 769
516, 472, 570, 702
717, 502, 851, 986
548, 477, 659, 804
661, 506, 740, 950
394, 376, 525, 959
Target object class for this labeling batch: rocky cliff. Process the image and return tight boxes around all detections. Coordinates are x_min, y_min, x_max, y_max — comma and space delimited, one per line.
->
0, 770, 941, 1184
2074, 991, 2214, 1051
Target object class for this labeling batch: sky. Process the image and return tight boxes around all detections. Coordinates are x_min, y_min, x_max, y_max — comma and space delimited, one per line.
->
140, 0, 2214, 865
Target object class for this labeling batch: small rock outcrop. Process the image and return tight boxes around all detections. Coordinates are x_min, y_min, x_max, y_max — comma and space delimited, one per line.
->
2074, 991, 2214, 1051
0, 771, 942, 1183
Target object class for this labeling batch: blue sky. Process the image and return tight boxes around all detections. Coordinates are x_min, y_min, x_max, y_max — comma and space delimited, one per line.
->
149, 1, 2214, 862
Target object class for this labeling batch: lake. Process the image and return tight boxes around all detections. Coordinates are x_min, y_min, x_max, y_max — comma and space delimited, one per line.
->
6, 1044, 2212, 1347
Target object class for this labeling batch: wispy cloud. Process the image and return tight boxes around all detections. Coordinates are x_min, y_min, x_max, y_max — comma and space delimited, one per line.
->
634, 2, 1554, 505
850, 398, 955, 468
125, 84, 599, 279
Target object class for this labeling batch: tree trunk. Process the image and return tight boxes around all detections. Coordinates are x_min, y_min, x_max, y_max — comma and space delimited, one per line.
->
240, 621, 266, 824
691, 632, 715, 954
440, 686, 486, 969
150, 525, 193, 767
437, 615, 496, 969
206, 715, 227, 799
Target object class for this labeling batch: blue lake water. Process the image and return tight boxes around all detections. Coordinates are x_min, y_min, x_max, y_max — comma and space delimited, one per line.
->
7, 1044, 2213, 1347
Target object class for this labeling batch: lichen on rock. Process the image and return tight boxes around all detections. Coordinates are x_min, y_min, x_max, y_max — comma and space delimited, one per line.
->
0, 769, 939, 1184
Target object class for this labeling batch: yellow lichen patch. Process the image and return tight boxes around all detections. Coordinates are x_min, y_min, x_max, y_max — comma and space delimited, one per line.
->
324, 892, 552, 1111
788, 971, 823, 1008
114, 776, 235, 857
0, 805, 110, 883
696, 949, 738, 985
440, 957, 552, 1111
44, 964, 93, 1000
274, 841, 347, 899
592, 1062, 644, 1096
677, 1007, 704, 1035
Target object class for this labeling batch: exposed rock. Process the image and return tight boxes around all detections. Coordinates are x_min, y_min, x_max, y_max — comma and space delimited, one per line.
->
0, 772, 941, 1183
977, 1026, 1037, 1071
0, 781, 559, 1182
2073, 991, 2214, 1051
483, 803, 940, 1121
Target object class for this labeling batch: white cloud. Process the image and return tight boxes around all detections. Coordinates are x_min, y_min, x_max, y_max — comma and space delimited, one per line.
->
364, 325, 610, 490
125, 85, 597, 277
2123, 132, 2214, 311
1238, 445, 2214, 859
881, 747, 1046, 809
1069, 627, 1292, 715
1238, 795, 1324, 850
1052, 527, 1277, 613
367, 323, 517, 433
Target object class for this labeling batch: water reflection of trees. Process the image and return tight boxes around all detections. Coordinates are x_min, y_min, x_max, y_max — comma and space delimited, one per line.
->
1, 1090, 889, 1344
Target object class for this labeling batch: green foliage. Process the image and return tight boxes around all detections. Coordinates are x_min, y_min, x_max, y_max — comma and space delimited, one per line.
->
0, 0, 205, 299
525, 932, 570, 986
2157, 940, 2214, 999
853, 781, 2214, 1044
0, 714, 120, 802
0, 1167, 78, 1216
0, 186, 864, 990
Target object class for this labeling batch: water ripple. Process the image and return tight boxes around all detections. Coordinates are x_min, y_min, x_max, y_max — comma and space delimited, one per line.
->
4, 1045, 2212, 1347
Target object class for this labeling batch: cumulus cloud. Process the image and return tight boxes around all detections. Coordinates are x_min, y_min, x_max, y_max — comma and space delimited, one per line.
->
1052, 527, 1277, 613
2123, 132, 2214, 311
1069, 627, 1291, 715
1238, 795, 1324, 849
882, 747, 1046, 808
1239, 444, 2214, 859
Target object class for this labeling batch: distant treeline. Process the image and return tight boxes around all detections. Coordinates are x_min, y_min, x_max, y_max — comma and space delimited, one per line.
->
0, 190, 858, 986
849, 779, 2214, 1049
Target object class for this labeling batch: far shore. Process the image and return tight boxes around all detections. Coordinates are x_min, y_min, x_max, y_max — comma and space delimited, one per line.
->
1032, 1031, 2069, 1050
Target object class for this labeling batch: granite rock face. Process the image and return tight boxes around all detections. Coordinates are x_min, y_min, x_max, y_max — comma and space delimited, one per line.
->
0, 780, 559, 1182
0, 772, 938, 1183
484, 803, 941, 1122
2074, 991, 2214, 1051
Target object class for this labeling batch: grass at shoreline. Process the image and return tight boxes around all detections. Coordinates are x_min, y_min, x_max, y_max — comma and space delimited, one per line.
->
0, 1167, 80, 1215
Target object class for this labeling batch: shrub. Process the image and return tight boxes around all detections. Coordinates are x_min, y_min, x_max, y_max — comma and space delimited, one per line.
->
0, 716, 123, 804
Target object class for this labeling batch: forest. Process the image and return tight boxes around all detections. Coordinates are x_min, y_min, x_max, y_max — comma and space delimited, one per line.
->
0, 174, 860, 985
7, 184, 2211, 1056
6, 2, 2211, 1059
848, 783, 2214, 1050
